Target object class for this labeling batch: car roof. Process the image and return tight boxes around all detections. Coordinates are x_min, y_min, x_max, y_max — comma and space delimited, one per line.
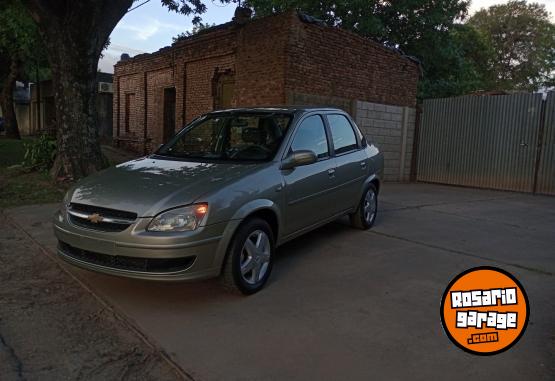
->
208, 106, 347, 115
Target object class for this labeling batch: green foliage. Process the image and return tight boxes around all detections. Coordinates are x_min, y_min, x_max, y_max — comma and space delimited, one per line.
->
0, 0, 49, 82
418, 23, 495, 99
161, 0, 208, 24
22, 134, 57, 171
244, 0, 469, 47
0, 1, 37, 55
172, 22, 217, 42
468, 1, 555, 92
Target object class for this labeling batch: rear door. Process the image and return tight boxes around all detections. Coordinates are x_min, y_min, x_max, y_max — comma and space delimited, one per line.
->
282, 114, 337, 236
325, 113, 368, 214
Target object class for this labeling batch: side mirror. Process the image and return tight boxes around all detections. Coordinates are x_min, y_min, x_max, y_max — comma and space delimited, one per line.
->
280, 150, 317, 170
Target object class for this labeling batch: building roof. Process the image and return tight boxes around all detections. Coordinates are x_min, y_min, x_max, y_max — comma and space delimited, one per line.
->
209, 106, 346, 114
115, 9, 419, 69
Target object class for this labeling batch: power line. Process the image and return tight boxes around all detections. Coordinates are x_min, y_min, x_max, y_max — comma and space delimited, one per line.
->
127, 0, 152, 13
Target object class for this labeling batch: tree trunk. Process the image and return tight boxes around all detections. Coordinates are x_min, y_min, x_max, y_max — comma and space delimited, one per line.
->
1, 58, 21, 140
22, 0, 134, 181
47, 44, 104, 180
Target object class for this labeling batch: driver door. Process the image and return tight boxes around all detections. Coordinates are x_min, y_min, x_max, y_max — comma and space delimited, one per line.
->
282, 114, 337, 237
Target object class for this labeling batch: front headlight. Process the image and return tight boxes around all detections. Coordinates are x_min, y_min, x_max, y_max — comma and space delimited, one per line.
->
61, 190, 71, 210
57, 191, 72, 222
147, 203, 208, 232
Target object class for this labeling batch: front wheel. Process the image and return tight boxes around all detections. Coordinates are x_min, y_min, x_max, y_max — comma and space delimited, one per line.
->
350, 184, 378, 230
220, 218, 274, 294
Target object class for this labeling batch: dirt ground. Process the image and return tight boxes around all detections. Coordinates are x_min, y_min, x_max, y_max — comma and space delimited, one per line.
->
0, 215, 184, 381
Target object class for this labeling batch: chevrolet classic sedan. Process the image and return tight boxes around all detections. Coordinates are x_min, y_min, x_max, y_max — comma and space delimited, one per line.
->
54, 107, 384, 294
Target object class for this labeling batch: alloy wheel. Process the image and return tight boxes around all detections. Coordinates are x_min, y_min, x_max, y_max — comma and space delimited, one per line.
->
240, 230, 271, 285
363, 188, 377, 224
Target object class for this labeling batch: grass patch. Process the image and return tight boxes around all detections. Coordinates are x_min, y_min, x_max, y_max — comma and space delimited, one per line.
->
0, 169, 65, 208
0, 138, 27, 167
0, 138, 65, 208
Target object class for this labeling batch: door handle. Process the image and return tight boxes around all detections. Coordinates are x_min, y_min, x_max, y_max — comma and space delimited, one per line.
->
327, 168, 336, 177
360, 161, 367, 169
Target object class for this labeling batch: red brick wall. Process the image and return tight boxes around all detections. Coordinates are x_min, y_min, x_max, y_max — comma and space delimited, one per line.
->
184, 54, 235, 124
146, 68, 174, 149
174, 27, 238, 125
114, 72, 144, 152
233, 13, 289, 107
112, 11, 419, 154
113, 27, 237, 152
285, 13, 419, 108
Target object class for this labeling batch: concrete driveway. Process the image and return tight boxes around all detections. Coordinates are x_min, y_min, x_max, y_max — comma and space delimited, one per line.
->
7, 183, 555, 380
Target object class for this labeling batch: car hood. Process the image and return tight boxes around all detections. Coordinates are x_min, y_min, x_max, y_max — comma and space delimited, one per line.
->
70, 156, 260, 217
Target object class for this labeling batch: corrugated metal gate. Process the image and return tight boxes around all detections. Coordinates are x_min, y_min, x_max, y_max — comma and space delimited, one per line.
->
536, 93, 555, 195
417, 93, 555, 194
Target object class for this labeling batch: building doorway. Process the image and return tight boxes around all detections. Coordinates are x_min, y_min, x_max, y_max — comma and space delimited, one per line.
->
163, 87, 176, 143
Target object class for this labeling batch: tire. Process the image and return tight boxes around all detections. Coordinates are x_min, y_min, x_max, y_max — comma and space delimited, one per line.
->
349, 184, 378, 230
220, 218, 274, 295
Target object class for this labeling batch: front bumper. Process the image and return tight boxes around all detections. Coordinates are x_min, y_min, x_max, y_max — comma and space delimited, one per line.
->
53, 209, 231, 281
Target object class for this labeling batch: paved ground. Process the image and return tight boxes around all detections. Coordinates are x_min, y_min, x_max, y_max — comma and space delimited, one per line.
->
5, 183, 555, 380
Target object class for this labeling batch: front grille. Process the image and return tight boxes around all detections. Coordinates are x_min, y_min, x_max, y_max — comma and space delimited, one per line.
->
58, 241, 196, 273
70, 203, 138, 220
68, 215, 130, 232
68, 203, 138, 232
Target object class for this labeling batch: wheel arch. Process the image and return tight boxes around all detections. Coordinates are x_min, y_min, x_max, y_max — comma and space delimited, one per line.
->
370, 177, 380, 194
358, 174, 381, 201
214, 200, 281, 273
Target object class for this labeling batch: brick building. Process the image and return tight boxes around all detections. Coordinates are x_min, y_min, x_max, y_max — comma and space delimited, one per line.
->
113, 9, 419, 180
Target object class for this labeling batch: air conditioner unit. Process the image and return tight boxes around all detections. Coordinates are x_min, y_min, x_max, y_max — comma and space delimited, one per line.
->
98, 82, 113, 93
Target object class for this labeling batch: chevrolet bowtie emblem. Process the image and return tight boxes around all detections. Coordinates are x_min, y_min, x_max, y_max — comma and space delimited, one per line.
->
87, 213, 104, 224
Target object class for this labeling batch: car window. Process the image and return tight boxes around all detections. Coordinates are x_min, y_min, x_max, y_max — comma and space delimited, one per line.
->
327, 114, 358, 154
157, 113, 292, 162
290, 115, 329, 159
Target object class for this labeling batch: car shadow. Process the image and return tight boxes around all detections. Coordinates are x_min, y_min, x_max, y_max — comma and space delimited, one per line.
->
71, 216, 382, 308
274, 219, 352, 261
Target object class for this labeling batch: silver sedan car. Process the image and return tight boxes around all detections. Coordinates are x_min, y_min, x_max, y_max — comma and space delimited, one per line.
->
54, 107, 383, 294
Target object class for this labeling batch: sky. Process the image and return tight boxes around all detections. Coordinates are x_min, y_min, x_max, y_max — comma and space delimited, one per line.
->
99, 0, 555, 73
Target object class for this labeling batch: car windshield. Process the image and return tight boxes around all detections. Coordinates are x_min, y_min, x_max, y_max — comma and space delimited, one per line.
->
157, 113, 293, 162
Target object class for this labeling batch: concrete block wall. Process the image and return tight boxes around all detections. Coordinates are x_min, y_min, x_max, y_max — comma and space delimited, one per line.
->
354, 100, 416, 182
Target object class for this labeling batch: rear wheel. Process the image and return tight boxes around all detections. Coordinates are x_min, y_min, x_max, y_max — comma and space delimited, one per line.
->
221, 218, 274, 294
350, 184, 378, 230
